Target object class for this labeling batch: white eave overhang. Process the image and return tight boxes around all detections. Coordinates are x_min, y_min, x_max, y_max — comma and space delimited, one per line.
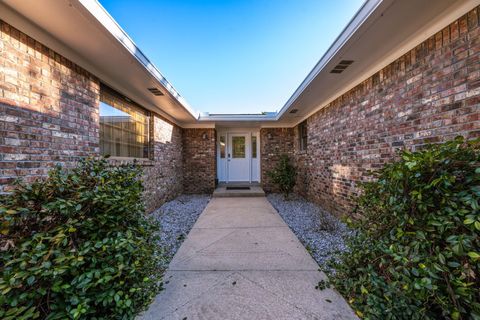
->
0, 0, 198, 126
191, 112, 278, 128
275, 0, 479, 127
199, 112, 277, 121
1, 0, 478, 128
77, 0, 197, 119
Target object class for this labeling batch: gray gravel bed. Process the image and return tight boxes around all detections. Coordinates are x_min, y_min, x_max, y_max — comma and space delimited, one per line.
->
151, 194, 211, 269
267, 193, 352, 271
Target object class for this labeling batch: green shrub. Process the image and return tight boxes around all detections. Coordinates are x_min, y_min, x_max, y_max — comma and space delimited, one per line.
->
267, 154, 296, 198
0, 158, 162, 319
324, 137, 480, 319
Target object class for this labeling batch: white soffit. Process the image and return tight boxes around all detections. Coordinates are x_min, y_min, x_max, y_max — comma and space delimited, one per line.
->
0, 0, 198, 125
277, 0, 480, 127
1, 0, 478, 128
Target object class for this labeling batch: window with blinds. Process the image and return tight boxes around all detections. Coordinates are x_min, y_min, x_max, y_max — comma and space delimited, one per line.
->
99, 85, 150, 159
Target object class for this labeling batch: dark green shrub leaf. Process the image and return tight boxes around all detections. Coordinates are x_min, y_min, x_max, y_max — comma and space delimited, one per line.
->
0, 158, 163, 319
324, 137, 480, 319
267, 154, 296, 198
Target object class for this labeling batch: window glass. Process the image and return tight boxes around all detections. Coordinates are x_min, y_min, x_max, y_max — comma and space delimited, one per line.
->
252, 136, 257, 158
299, 121, 307, 151
232, 136, 245, 158
220, 136, 226, 158
100, 85, 150, 158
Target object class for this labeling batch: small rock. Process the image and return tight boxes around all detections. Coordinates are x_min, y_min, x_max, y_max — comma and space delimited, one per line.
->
151, 194, 211, 270
267, 194, 352, 273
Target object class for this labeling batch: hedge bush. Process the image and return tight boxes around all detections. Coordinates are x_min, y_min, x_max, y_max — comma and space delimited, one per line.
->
0, 158, 163, 319
267, 154, 296, 198
324, 137, 480, 319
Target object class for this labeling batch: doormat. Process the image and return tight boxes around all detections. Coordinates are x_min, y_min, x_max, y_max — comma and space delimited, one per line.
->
226, 186, 250, 190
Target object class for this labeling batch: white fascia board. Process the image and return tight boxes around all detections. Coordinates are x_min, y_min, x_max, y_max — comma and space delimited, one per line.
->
287, 0, 479, 128
198, 114, 278, 122
73, 0, 383, 125
181, 122, 216, 129
275, 0, 383, 121
77, 0, 199, 120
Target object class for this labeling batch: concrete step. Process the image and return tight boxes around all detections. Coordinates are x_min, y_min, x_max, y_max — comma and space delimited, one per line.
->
213, 185, 265, 198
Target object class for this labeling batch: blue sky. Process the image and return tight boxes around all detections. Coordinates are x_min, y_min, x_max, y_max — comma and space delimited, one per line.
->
99, 0, 364, 114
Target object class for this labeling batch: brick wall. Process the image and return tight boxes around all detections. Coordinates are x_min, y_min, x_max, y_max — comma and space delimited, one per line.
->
5, 5, 479, 216
143, 115, 183, 212
260, 128, 295, 192
290, 6, 480, 216
182, 128, 216, 193
0, 20, 100, 192
0, 20, 186, 212
292, 125, 310, 196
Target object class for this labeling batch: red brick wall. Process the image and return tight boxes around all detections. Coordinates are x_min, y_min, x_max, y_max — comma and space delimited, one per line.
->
292, 125, 309, 196
5, 5, 480, 216
182, 128, 216, 193
0, 20, 100, 192
143, 115, 184, 212
0, 20, 186, 212
260, 128, 295, 192
292, 7, 480, 216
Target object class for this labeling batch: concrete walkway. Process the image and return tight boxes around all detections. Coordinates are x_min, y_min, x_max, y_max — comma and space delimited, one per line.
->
139, 197, 357, 320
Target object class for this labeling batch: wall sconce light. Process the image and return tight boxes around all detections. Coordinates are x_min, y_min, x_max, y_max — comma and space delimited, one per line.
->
202, 132, 209, 140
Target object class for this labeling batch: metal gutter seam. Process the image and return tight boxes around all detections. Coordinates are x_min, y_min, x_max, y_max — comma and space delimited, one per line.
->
76, 0, 199, 120
274, 0, 384, 121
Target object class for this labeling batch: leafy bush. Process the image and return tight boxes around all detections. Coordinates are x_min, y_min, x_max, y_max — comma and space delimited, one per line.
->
324, 137, 480, 319
267, 154, 296, 198
0, 158, 162, 319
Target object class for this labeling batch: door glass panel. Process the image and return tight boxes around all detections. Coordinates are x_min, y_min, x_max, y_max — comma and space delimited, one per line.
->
219, 136, 226, 158
252, 136, 257, 158
232, 136, 245, 158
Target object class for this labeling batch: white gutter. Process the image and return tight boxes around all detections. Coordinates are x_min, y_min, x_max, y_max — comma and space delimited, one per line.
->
77, 0, 199, 120
274, 0, 383, 121
198, 112, 278, 122
77, 0, 383, 124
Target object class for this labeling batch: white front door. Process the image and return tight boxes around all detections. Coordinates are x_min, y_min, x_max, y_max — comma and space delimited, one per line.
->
227, 133, 250, 182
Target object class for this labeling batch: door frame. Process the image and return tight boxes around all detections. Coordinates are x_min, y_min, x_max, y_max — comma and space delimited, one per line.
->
217, 129, 260, 183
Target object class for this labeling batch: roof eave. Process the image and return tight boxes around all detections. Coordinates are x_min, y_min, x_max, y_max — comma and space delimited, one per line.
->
77, 0, 199, 120
275, 0, 383, 120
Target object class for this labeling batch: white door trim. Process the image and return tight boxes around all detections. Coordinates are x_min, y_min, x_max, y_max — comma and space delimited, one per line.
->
217, 129, 260, 183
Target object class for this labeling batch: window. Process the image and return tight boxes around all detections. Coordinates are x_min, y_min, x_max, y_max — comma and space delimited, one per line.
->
100, 85, 150, 158
251, 136, 257, 158
298, 121, 307, 151
219, 136, 226, 158
232, 136, 246, 158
